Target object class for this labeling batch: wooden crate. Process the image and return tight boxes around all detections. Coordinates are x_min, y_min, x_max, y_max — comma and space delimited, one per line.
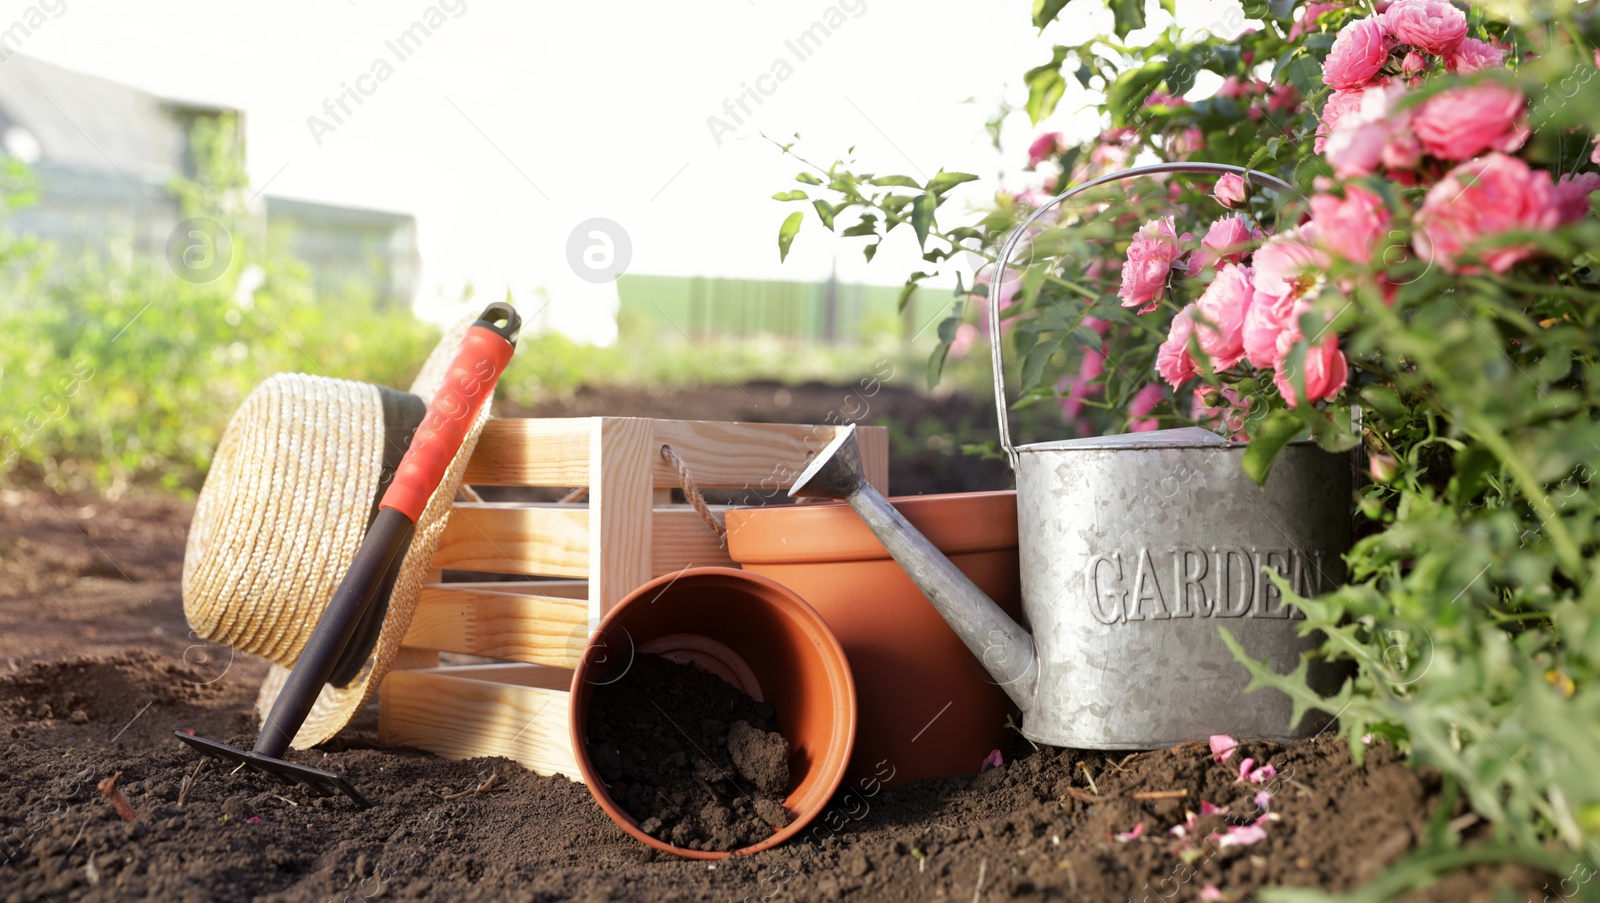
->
379, 417, 889, 779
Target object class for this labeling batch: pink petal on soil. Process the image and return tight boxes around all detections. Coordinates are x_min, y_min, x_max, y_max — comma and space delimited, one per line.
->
1251, 764, 1278, 784
1213, 824, 1268, 848
1255, 790, 1273, 810
1114, 823, 1145, 842
1237, 757, 1255, 782
1201, 887, 1224, 901
1200, 800, 1225, 816
1209, 734, 1239, 763
980, 749, 1004, 772
247, 816, 262, 824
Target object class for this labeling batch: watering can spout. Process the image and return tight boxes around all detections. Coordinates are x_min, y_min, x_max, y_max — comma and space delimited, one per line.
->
789, 425, 1039, 712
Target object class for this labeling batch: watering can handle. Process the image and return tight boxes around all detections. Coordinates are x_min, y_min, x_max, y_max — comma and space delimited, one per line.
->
987, 162, 1299, 470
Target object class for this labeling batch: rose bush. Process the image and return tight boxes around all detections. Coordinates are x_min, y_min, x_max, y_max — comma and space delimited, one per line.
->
775, 0, 1600, 891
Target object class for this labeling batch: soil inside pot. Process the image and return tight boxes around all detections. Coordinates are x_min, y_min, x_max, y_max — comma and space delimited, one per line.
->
585, 652, 793, 852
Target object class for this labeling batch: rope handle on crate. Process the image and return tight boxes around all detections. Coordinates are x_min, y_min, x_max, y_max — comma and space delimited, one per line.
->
660, 444, 728, 547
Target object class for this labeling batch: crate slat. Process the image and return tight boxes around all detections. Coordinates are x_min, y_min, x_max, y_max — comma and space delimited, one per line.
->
403, 584, 589, 667
461, 419, 594, 487
380, 665, 580, 780
432, 504, 589, 577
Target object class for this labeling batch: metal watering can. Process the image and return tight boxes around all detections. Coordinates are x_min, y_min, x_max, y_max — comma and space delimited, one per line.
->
790, 164, 1352, 749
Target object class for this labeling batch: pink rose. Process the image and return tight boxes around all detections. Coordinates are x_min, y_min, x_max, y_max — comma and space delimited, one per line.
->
1193, 264, 1254, 372
1214, 173, 1248, 208
1448, 37, 1504, 73
1058, 350, 1106, 422
1143, 91, 1188, 109
1414, 153, 1558, 274
949, 322, 978, 359
1400, 51, 1427, 77
1325, 83, 1415, 177
1384, 0, 1467, 55
1194, 214, 1262, 273
1552, 173, 1600, 224
1268, 84, 1301, 115
1274, 336, 1349, 407
1316, 88, 1368, 154
1289, 2, 1344, 41
1156, 306, 1199, 388
1119, 216, 1189, 313
1127, 383, 1164, 432
1027, 132, 1065, 169
1412, 83, 1528, 161
1593, 138, 1600, 167
1169, 127, 1205, 159
1323, 17, 1391, 91
1310, 185, 1390, 265
1253, 226, 1329, 303
973, 267, 1022, 335
1244, 290, 1300, 369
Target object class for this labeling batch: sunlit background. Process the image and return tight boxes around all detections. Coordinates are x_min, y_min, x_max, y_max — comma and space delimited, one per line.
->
0, 0, 1241, 343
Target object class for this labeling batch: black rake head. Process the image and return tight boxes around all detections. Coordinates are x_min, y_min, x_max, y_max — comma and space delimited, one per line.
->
174, 732, 371, 809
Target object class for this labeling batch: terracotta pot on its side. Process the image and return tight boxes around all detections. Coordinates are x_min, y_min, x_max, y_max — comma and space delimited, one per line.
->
726, 491, 1023, 789
569, 567, 856, 859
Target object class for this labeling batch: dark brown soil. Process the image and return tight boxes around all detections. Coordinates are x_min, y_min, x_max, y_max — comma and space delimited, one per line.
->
585, 653, 792, 852
0, 382, 1552, 901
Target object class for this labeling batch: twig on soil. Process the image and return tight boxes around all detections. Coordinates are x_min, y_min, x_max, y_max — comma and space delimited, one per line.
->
1131, 789, 1187, 801
270, 793, 299, 808
1076, 762, 1098, 795
1109, 752, 1139, 775
440, 772, 499, 801
177, 758, 207, 808
97, 771, 137, 822
66, 820, 87, 854
1064, 788, 1100, 803
971, 858, 987, 903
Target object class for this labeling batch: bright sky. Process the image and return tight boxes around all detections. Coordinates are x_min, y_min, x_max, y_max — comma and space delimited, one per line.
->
3, 0, 1244, 333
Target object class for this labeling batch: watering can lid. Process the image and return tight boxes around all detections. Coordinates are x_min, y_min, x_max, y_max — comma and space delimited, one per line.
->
1017, 426, 1237, 454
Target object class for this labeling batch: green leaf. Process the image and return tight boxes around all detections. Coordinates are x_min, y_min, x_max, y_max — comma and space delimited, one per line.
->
1105, 61, 1167, 127
1244, 136, 1283, 172
795, 172, 823, 185
927, 171, 980, 195
840, 214, 879, 238
777, 210, 803, 262
771, 189, 807, 202
867, 174, 921, 189
812, 199, 839, 230
911, 193, 936, 249
1266, 0, 1296, 19
1031, 0, 1074, 29
1024, 46, 1072, 124
1358, 384, 1406, 419
1242, 409, 1304, 486
1109, 0, 1146, 38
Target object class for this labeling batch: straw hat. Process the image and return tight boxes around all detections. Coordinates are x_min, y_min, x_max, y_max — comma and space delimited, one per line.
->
182, 315, 508, 749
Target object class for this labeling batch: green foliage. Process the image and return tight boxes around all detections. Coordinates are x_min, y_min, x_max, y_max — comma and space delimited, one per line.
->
770, 0, 1600, 892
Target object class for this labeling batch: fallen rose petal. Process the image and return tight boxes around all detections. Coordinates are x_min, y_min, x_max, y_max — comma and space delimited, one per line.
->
1201, 886, 1224, 902
1115, 823, 1146, 842
247, 816, 262, 824
1237, 757, 1256, 782
1213, 824, 1268, 848
1251, 763, 1278, 783
1209, 734, 1239, 763
980, 749, 1004, 772
1200, 800, 1225, 817
1255, 790, 1273, 810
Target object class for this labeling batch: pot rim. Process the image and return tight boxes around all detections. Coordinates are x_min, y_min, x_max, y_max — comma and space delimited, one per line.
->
726, 491, 1018, 565
568, 566, 857, 860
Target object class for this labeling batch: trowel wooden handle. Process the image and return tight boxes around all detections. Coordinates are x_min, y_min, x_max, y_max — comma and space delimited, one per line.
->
381, 303, 520, 522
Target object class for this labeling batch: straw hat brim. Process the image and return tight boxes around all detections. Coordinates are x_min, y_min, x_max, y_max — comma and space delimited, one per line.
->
183, 315, 505, 750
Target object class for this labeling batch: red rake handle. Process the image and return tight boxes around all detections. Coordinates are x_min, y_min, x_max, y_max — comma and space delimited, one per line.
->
382, 302, 520, 522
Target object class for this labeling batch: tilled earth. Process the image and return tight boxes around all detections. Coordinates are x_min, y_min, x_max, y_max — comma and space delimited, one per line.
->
0, 383, 1549, 901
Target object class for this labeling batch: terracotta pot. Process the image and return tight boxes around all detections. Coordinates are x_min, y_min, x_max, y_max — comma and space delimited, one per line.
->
725, 491, 1023, 789
569, 567, 856, 859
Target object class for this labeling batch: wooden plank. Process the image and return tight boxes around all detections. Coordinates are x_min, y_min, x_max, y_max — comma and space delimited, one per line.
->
650, 421, 890, 495
591, 418, 654, 617
651, 507, 737, 574
431, 503, 589, 577
443, 579, 589, 599
380, 666, 580, 781
402, 584, 588, 668
856, 425, 891, 496
462, 419, 593, 486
